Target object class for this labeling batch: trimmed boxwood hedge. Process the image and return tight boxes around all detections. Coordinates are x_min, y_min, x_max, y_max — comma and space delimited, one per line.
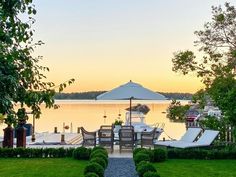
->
0, 147, 76, 158
72, 147, 91, 160
84, 172, 99, 177
90, 152, 108, 166
134, 153, 151, 165
90, 157, 107, 169
84, 162, 104, 177
153, 148, 167, 162
167, 148, 236, 160
90, 149, 108, 158
84, 147, 109, 177
137, 162, 157, 177
143, 171, 160, 177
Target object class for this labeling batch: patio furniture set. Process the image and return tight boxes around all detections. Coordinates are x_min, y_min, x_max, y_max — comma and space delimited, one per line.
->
80, 125, 157, 152
80, 126, 220, 152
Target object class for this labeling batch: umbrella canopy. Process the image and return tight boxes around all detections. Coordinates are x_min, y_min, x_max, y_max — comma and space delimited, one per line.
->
96, 81, 166, 125
97, 81, 166, 100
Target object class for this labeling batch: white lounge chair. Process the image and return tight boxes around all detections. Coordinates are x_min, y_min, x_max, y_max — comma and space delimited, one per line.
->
154, 128, 202, 146
169, 130, 219, 148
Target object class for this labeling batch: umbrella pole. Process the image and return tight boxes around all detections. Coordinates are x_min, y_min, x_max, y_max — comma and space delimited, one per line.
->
129, 98, 132, 126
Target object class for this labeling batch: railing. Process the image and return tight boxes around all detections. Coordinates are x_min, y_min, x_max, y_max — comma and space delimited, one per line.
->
186, 121, 235, 143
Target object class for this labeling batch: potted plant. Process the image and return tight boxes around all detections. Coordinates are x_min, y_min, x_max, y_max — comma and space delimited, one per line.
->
113, 119, 123, 133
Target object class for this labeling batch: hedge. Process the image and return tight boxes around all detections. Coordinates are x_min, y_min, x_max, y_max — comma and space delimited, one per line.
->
0, 147, 76, 158
84, 147, 109, 177
167, 148, 236, 160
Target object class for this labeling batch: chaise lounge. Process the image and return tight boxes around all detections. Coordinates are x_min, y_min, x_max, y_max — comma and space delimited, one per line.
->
168, 129, 219, 148
154, 127, 202, 146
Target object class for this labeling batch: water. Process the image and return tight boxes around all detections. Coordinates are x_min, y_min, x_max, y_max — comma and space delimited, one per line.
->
0, 100, 187, 140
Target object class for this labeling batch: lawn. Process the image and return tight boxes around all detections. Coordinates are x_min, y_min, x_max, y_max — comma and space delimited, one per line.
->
154, 159, 236, 177
0, 158, 88, 177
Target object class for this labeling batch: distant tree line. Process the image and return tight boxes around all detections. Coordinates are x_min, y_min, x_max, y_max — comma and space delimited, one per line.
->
54, 91, 192, 100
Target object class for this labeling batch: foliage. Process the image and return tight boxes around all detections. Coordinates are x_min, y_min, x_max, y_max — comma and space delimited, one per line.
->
171, 2, 236, 130
0, 0, 75, 126
90, 157, 107, 169
199, 116, 229, 141
90, 152, 108, 167
72, 147, 91, 160
84, 173, 99, 177
136, 162, 157, 177
167, 100, 190, 122
114, 119, 123, 125
0, 147, 78, 158
167, 147, 236, 159
133, 148, 154, 162
143, 171, 160, 177
84, 162, 104, 177
134, 153, 151, 165
191, 89, 208, 109
153, 148, 168, 162
90, 149, 108, 158
207, 76, 236, 126
136, 161, 149, 170
172, 2, 236, 86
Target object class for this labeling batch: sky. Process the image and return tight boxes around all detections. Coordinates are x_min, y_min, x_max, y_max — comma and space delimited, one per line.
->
32, 0, 236, 93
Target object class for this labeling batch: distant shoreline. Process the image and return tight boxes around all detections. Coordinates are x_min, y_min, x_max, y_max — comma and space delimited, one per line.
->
54, 91, 192, 100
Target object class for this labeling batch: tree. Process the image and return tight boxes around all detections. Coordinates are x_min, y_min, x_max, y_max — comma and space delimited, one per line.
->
0, 0, 74, 135
172, 2, 236, 127
166, 100, 190, 122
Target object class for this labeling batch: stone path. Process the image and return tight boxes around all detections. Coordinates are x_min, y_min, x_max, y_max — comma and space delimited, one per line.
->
105, 158, 138, 177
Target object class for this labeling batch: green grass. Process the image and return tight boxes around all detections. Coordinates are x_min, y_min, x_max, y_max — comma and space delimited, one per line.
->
0, 158, 88, 177
154, 159, 236, 177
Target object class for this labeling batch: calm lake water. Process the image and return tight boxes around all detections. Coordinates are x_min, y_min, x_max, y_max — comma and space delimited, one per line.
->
0, 100, 188, 140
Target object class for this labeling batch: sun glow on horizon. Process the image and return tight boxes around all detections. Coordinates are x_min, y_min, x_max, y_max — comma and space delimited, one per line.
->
32, 0, 234, 94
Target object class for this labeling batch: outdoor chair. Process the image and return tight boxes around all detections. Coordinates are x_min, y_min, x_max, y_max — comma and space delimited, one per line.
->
154, 127, 202, 146
141, 128, 157, 148
169, 129, 219, 148
80, 127, 96, 147
119, 126, 135, 152
98, 125, 114, 152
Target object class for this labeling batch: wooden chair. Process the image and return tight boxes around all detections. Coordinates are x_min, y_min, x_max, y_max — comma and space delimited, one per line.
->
98, 125, 114, 152
119, 126, 135, 152
141, 128, 157, 148
80, 127, 96, 147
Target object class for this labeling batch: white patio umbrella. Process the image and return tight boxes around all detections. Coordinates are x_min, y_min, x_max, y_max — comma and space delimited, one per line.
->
96, 80, 166, 125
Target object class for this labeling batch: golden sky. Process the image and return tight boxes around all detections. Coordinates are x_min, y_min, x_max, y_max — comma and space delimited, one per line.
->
32, 0, 234, 93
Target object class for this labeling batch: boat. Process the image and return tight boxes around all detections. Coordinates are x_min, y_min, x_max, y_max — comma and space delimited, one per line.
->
186, 109, 201, 122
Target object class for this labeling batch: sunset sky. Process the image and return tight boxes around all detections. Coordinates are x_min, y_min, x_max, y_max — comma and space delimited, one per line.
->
32, 0, 235, 93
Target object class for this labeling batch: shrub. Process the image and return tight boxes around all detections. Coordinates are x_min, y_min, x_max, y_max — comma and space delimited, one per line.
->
138, 149, 154, 162
84, 172, 99, 177
84, 162, 104, 177
90, 153, 108, 166
153, 148, 167, 162
73, 147, 91, 160
90, 149, 108, 158
136, 160, 149, 170
133, 148, 145, 156
92, 146, 106, 152
134, 153, 150, 165
137, 162, 157, 177
91, 157, 107, 169
143, 171, 160, 177
66, 148, 75, 157
14, 148, 28, 158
